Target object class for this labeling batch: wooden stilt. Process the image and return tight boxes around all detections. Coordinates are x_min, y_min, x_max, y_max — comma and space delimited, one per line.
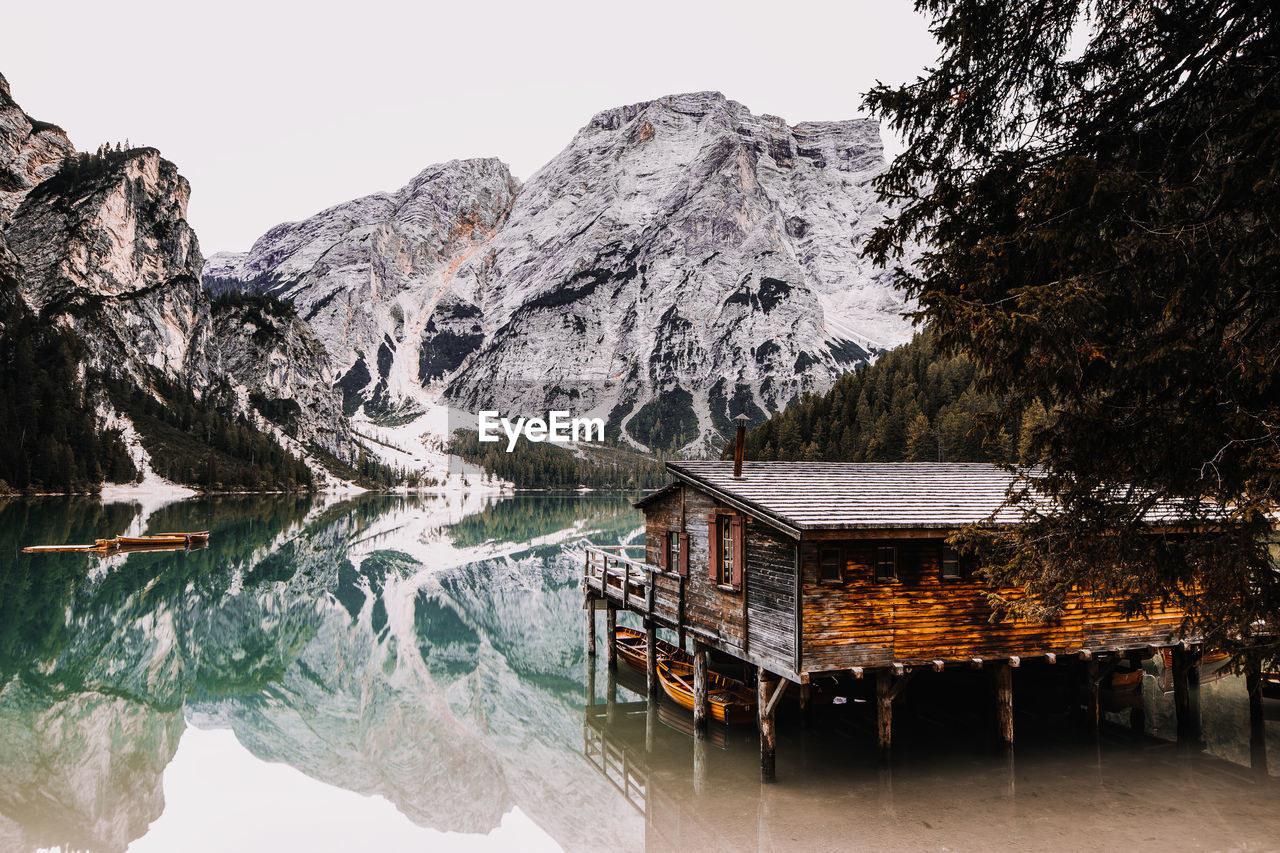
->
758, 667, 778, 782
1246, 657, 1268, 776
606, 667, 618, 725
605, 607, 617, 671
645, 619, 658, 698
1172, 645, 1203, 747
1128, 650, 1145, 736
586, 654, 597, 708
993, 660, 1014, 749
1085, 658, 1101, 740
876, 670, 893, 761
693, 729, 709, 795
693, 643, 709, 732
586, 599, 597, 657
646, 694, 657, 753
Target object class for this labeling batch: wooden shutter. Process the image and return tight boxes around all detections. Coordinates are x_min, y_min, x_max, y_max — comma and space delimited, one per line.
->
659, 533, 668, 571
731, 516, 745, 590
707, 517, 719, 584
678, 533, 689, 577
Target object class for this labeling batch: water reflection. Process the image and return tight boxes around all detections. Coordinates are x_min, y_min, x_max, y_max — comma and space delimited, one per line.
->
585, 658, 1280, 853
0, 492, 1275, 853
0, 492, 643, 852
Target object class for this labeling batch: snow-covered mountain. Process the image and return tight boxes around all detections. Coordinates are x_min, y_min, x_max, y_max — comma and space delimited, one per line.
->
208, 92, 913, 453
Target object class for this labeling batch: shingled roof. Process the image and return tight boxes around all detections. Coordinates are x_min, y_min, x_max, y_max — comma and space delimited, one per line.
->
648, 461, 1039, 537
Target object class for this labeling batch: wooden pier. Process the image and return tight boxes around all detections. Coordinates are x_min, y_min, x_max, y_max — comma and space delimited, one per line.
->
584, 460, 1233, 781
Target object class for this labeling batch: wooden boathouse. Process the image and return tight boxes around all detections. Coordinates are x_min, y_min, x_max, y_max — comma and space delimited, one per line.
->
583, 459, 1206, 780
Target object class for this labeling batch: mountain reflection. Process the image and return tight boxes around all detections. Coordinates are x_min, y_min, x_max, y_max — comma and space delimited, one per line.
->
0, 493, 645, 853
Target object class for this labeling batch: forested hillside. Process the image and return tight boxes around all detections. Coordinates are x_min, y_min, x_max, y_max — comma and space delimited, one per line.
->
451, 432, 666, 490
0, 290, 138, 493
732, 333, 1048, 464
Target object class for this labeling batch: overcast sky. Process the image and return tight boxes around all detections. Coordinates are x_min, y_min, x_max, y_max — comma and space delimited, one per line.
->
5, 1, 938, 254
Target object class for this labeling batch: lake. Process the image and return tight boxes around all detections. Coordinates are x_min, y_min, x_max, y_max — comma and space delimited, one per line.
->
0, 493, 1277, 852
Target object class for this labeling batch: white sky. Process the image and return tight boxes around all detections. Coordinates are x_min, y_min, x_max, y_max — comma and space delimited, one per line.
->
4, 0, 938, 254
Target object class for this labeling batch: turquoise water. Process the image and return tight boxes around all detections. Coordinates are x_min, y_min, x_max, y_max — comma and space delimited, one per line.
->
0, 493, 1276, 852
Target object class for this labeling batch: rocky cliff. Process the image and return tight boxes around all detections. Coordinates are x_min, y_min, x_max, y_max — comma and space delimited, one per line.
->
208, 293, 356, 463
0, 73, 357, 489
0, 73, 73, 226
204, 159, 520, 417
209, 92, 913, 452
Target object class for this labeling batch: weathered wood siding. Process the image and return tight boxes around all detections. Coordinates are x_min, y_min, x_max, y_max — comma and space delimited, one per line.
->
801, 538, 1186, 671
643, 485, 747, 651
744, 523, 796, 667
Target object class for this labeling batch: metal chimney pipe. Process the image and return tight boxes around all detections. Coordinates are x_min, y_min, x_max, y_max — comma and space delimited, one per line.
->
733, 414, 749, 478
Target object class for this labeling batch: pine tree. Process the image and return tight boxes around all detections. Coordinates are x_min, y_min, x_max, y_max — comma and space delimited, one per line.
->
863, 0, 1280, 657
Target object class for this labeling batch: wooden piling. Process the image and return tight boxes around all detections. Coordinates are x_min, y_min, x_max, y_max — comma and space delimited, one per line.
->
605, 606, 617, 670
1246, 657, 1268, 776
586, 654, 596, 708
693, 643, 709, 732
758, 667, 778, 783
645, 619, 658, 698
693, 729, 709, 795
876, 670, 893, 760
993, 660, 1014, 749
1172, 645, 1202, 747
646, 694, 657, 753
1128, 650, 1145, 736
586, 598, 597, 658
606, 667, 618, 725
1084, 658, 1101, 740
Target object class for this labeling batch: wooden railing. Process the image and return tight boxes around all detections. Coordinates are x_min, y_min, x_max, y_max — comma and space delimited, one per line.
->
582, 543, 657, 611
582, 542, 695, 636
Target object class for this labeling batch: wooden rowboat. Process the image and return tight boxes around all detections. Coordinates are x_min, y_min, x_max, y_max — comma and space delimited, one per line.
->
656, 659, 757, 726
614, 626, 693, 674
23, 531, 211, 554
1105, 668, 1144, 691
116, 532, 209, 546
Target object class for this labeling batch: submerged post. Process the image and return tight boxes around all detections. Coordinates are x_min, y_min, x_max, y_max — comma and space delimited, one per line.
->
1085, 658, 1101, 740
693, 643, 709, 733
1128, 650, 1146, 736
645, 619, 659, 698
1246, 656, 1268, 776
605, 606, 617, 671
876, 670, 893, 761
606, 666, 618, 725
993, 660, 1014, 749
586, 598, 597, 658
758, 667, 778, 782
1172, 645, 1203, 747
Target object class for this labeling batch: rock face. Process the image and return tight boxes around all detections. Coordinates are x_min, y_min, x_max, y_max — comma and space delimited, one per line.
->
0, 72, 73, 226
4, 146, 211, 387
208, 295, 356, 459
209, 92, 913, 452
0, 74, 357, 482
205, 159, 519, 416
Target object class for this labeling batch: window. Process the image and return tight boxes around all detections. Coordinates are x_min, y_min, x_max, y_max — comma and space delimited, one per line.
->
667, 530, 681, 573
819, 546, 843, 583
875, 546, 897, 582
719, 516, 735, 585
941, 545, 962, 580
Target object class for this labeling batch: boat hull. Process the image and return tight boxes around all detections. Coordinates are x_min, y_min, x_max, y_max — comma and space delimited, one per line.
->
613, 626, 692, 674
656, 660, 757, 726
